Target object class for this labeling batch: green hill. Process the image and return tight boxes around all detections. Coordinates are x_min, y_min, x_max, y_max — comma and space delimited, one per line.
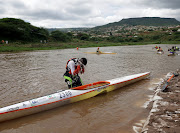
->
0, 18, 49, 42
47, 27, 90, 33
94, 17, 180, 29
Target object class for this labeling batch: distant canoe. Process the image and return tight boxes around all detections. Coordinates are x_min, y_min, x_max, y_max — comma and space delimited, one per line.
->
84, 52, 117, 54
157, 51, 164, 54
168, 52, 177, 56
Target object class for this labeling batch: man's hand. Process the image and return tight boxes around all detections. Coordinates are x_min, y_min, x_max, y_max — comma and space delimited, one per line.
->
80, 65, 85, 74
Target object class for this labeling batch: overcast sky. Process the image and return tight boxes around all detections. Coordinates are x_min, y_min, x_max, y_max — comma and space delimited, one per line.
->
0, 0, 180, 28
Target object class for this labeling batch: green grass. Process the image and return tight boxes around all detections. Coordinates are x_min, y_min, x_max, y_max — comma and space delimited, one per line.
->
0, 41, 179, 52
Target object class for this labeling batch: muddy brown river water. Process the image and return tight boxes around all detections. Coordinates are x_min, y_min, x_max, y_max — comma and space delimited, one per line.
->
0, 44, 180, 133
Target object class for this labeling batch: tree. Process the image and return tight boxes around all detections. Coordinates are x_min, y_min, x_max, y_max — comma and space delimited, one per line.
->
50, 30, 71, 42
76, 33, 90, 40
172, 28, 178, 32
0, 18, 49, 42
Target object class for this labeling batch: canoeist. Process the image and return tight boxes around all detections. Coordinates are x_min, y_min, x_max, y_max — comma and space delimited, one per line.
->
157, 47, 164, 53
168, 46, 176, 55
175, 46, 179, 51
96, 47, 101, 54
63, 58, 87, 88
153, 45, 158, 49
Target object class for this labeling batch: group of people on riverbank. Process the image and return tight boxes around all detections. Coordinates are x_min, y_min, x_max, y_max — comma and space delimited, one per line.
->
1, 40, 8, 44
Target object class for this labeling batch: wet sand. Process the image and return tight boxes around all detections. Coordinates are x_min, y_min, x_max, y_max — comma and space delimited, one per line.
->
141, 69, 180, 133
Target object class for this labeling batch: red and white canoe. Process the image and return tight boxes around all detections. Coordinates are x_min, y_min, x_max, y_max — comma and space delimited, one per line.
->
0, 72, 150, 122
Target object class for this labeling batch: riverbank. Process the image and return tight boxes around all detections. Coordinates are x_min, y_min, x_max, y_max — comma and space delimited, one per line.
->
0, 41, 145, 52
0, 41, 179, 52
141, 69, 180, 133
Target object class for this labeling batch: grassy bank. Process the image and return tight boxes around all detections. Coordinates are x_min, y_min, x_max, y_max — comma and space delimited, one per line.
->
0, 41, 179, 52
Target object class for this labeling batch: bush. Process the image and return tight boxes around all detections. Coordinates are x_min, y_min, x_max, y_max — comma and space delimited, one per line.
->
50, 30, 71, 42
0, 18, 49, 42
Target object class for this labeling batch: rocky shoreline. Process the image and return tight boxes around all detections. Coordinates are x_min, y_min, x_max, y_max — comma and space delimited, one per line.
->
141, 69, 180, 133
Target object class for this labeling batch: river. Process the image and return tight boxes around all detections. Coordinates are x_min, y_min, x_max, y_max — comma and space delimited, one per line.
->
0, 44, 180, 133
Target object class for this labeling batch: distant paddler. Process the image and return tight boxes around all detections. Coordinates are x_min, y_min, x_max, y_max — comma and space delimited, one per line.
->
175, 46, 179, 51
168, 46, 176, 56
96, 47, 102, 54
157, 47, 164, 54
152, 45, 158, 49
84, 48, 116, 54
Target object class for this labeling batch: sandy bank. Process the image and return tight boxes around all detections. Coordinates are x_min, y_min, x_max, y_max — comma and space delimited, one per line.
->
141, 69, 180, 133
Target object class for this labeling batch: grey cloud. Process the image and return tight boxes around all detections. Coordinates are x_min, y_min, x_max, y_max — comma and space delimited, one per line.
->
10, 1, 26, 8
0, 9, 5, 15
23, 9, 80, 21
2, 0, 26, 9
0, 0, 26, 16
141, 0, 180, 9
0, 0, 6, 5
0, 1, 8, 14
64, 1, 94, 16
67, 6, 92, 16
18, 2, 94, 21
1, 0, 180, 28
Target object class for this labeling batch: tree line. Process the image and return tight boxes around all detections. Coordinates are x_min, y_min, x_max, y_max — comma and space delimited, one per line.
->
1, 18, 180, 45
0, 18, 78, 43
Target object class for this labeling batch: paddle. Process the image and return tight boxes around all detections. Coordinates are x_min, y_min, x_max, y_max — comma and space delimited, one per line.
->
175, 52, 179, 55
161, 73, 179, 92
161, 74, 174, 92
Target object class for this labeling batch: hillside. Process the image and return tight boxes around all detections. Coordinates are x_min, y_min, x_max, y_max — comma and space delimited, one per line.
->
0, 18, 49, 42
47, 27, 90, 33
94, 17, 180, 29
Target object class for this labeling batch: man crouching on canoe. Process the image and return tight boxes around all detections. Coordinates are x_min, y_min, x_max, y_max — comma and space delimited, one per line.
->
63, 58, 87, 89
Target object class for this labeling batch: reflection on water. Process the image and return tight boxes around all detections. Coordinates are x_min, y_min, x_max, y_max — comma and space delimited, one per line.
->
0, 44, 180, 133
